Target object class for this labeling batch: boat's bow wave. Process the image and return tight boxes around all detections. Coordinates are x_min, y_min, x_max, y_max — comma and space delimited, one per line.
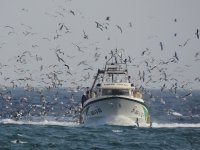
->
1, 118, 199, 128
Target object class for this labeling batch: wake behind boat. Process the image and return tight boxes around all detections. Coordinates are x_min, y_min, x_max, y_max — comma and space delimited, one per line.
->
80, 50, 151, 127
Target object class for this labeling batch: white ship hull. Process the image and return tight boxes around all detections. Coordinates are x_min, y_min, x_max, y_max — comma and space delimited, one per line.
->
80, 96, 151, 127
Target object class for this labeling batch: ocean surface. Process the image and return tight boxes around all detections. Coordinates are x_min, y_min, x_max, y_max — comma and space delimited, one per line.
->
0, 87, 200, 150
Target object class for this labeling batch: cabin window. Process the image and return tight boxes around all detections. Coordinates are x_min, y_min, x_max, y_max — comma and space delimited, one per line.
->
102, 89, 130, 96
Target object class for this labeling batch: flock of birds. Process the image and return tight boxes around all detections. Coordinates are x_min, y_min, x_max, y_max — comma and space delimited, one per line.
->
0, 1, 200, 121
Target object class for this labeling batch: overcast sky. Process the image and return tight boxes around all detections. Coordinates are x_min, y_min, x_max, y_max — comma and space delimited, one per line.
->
0, 0, 200, 90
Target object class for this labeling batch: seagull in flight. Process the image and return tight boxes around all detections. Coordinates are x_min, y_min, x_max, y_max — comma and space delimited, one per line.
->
4, 25, 14, 30
64, 64, 70, 69
95, 21, 104, 31
141, 48, 149, 56
70, 10, 75, 16
179, 39, 190, 47
56, 53, 65, 63
174, 51, 179, 61
195, 29, 199, 39
72, 43, 85, 52
129, 22, 133, 27
105, 16, 110, 21
174, 18, 177, 22
160, 42, 163, 51
116, 25, 122, 34
161, 84, 166, 92
83, 30, 88, 39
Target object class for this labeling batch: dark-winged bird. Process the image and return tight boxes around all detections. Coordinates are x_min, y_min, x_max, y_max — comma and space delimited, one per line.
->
160, 42, 163, 51
116, 25, 122, 34
174, 51, 179, 61
195, 29, 199, 39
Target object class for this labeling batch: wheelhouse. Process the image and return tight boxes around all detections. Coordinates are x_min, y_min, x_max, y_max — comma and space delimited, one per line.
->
102, 88, 130, 96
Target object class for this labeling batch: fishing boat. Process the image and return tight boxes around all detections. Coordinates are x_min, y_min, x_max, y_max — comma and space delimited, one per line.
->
80, 50, 151, 127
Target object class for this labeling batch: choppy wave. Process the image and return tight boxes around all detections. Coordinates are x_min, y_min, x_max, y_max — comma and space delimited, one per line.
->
0, 118, 79, 127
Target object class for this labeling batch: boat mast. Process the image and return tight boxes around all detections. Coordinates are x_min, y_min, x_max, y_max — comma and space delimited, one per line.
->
90, 49, 128, 93
104, 49, 128, 83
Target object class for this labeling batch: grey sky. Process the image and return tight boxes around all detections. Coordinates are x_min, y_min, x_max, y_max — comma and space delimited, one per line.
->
0, 0, 200, 90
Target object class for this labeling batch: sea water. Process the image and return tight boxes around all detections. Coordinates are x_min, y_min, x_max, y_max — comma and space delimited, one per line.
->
0, 88, 200, 150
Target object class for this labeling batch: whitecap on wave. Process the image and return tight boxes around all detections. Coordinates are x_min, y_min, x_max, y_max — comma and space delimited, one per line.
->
11, 140, 28, 144
152, 122, 200, 128
112, 129, 123, 133
0, 118, 79, 127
